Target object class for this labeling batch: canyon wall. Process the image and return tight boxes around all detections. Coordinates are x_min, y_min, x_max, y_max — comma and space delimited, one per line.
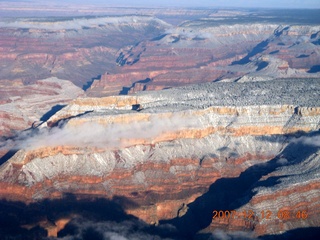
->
0, 16, 170, 88
2, 15, 319, 96
0, 77, 84, 140
0, 9, 320, 239
0, 79, 319, 238
88, 24, 320, 96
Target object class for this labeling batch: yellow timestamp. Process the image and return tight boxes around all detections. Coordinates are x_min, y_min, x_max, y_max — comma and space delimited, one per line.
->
212, 210, 308, 221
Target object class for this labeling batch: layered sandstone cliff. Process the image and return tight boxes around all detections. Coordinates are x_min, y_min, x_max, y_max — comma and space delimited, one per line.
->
0, 77, 84, 138
1, 13, 319, 97
0, 79, 319, 238
0, 77, 84, 164
0, 16, 170, 88
88, 24, 320, 96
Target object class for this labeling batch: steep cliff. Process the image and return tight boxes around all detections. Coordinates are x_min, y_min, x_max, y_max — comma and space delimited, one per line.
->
0, 79, 319, 238
2, 14, 319, 96
0, 16, 170, 88
88, 24, 320, 96
0, 77, 84, 169
0, 77, 84, 138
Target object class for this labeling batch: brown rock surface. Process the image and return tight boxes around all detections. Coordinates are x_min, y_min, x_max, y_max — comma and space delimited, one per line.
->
0, 77, 84, 159
205, 151, 320, 238
1, 12, 319, 98
88, 24, 320, 96
0, 77, 84, 135
0, 16, 170, 88
0, 8, 320, 239
0, 79, 319, 238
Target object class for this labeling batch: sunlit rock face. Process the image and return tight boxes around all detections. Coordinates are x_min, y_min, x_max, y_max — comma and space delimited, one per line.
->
0, 8, 320, 239
2, 14, 319, 97
0, 16, 170, 88
88, 24, 320, 96
0, 79, 319, 238
0, 77, 84, 141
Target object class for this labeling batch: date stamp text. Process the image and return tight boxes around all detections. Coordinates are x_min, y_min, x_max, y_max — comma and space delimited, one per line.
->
212, 210, 308, 221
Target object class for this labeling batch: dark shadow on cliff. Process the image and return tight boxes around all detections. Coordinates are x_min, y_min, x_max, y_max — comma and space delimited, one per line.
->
119, 78, 151, 95
48, 110, 93, 128
307, 65, 320, 73
160, 131, 320, 239
231, 40, 269, 65
83, 74, 101, 91
256, 61, 269, 71
40, 104, 66, 122
0, 193, 182, 240
255, 131, 308, 143
0, 149, 18, 166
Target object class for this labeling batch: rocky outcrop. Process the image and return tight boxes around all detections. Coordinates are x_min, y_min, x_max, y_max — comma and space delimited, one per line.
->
87, 23, 320, 96
0, 16, 170, 88
0, 79, 319, 238
1, 13, 319, 96
0, 8, 320, 239
0, 77, 84, 159
202, 142, 320, 238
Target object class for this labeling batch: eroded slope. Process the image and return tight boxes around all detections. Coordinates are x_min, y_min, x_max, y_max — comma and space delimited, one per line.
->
0, 79, 319, 238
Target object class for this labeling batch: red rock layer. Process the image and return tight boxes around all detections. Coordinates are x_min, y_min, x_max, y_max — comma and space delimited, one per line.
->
0, 78, 84, 158
0, 16, 169, 87
0, 151, 272, 219
207, 181, 320, 237
88, 25, 320, 96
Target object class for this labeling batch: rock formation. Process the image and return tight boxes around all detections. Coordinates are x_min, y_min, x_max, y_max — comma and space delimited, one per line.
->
0, 79, 319, 238
0, 16, 170, 88
1, 13, 319, 96
88, 24, 320, 96
0, 7, 320, 240
0, 77, 84, 161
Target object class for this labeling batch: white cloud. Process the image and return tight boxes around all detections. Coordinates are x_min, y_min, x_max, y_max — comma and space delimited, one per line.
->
277, 157, 288, 165
4, 112, 203, 150
211, 229, 257, 240
49, 218, 176, 240
292, 135, 320, 147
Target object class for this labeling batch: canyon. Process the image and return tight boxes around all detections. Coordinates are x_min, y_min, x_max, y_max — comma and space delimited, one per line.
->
88, 24, 320, 96
0, 6, 319, 240
1, 10, 320, 94
0, 79, 320, 239
0, 16, 169, 88
0, 78, 84, 161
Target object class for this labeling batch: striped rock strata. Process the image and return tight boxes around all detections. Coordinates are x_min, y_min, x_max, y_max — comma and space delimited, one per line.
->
0, 79, 319, 238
